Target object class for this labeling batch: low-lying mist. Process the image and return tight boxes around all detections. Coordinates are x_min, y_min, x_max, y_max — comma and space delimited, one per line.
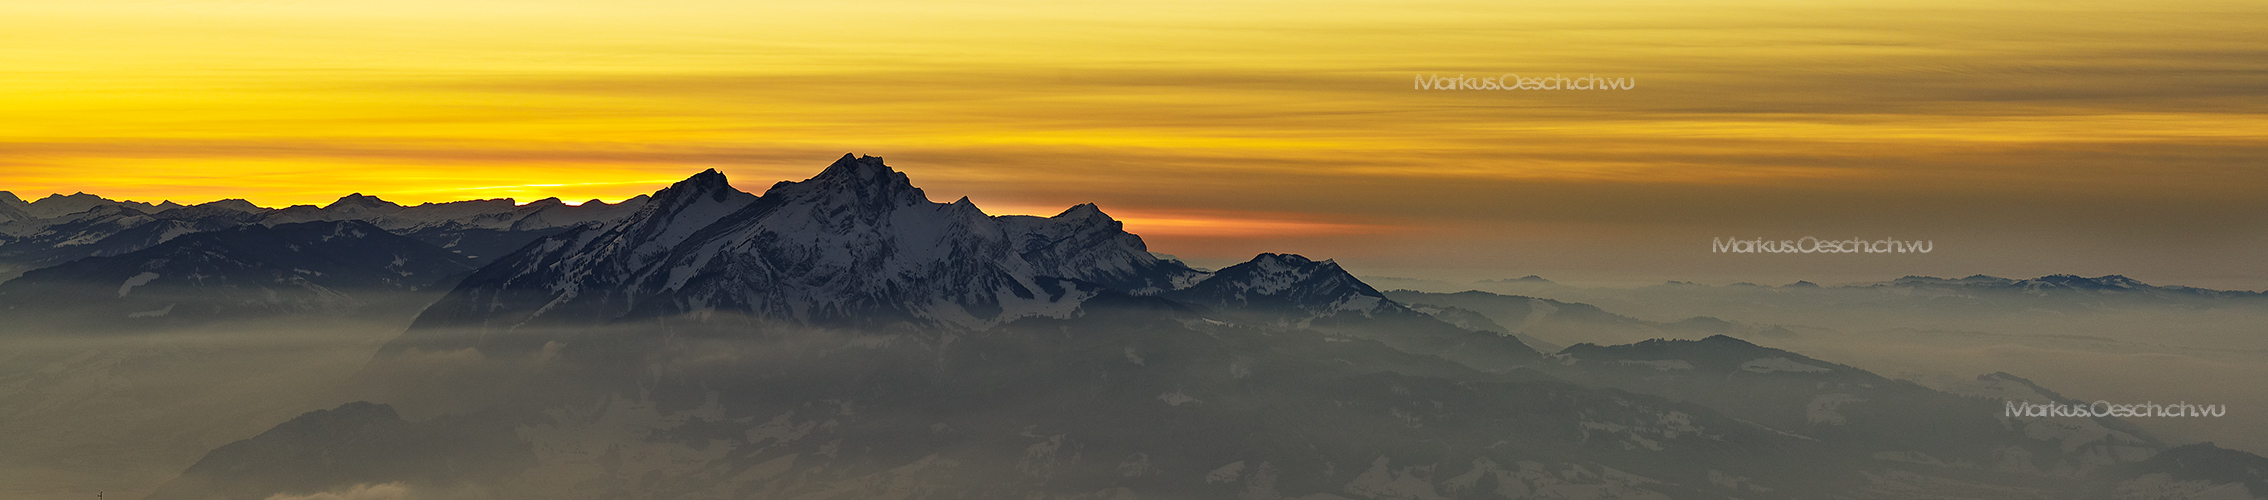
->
1751, 320, 2268, 457
1379, 278, 2268, 458
0, 317, 416, 500
8, 273, 2265, 499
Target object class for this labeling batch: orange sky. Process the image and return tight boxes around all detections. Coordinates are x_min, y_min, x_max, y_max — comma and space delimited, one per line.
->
3, 0, 2264, 287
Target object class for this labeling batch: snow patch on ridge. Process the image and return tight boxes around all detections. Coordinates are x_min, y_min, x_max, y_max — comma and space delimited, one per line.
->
118, 272, 159, 297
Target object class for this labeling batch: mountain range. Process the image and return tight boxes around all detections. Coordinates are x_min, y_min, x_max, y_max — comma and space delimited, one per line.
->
1461, 273, 2267, 319
0, 189, 646, 281
4, 155, 2263, 500
0, 220, 475, 332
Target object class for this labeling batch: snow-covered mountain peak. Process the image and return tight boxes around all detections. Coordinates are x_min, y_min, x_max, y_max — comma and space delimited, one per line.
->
405, 156, 1210, 332
993, 203, 1204, 294
1172, 252, 1394, 317
763, 154, 928, 211
587, 168, 757, 271
1235, 253, 1355, 294
815, 153, 904, 183
637, 168, 752, 220
1051, 203, 1115, 224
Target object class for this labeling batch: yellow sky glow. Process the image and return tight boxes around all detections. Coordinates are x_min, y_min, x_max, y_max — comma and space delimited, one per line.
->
2, 0, 2263, 285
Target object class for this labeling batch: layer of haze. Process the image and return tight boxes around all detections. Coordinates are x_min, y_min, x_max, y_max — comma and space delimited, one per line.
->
3, 0, 2264, 288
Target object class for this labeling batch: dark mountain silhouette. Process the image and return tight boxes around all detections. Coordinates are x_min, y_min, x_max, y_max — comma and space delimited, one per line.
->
0, 221, 473, 332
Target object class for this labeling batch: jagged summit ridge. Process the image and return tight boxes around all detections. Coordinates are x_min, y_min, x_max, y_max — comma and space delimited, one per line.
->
995, 202, 1198, 293
10, 192, 178, 219
406, 154, 1207, 333
796, 153, 928, 208
0, 187, 654, 280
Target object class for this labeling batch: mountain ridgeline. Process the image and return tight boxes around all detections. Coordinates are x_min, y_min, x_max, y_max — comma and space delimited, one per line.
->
10, 155, 2259, 500
395, 156, 1208, 338
0, 220, 478, 331
0, 186, 648, 282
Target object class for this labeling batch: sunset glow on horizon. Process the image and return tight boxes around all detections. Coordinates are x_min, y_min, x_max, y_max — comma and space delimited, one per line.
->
4, 0, 2264, 286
